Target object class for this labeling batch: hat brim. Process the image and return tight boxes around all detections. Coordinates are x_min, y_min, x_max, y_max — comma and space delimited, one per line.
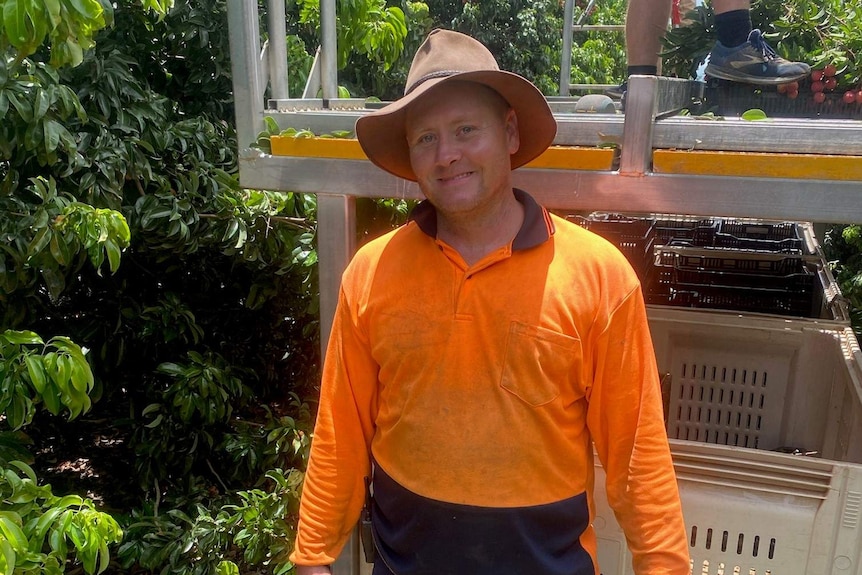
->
355, 70, 557, 182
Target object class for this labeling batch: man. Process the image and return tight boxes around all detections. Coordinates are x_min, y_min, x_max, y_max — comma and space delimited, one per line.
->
608, 0, 810, 97
291, 29, 689, 575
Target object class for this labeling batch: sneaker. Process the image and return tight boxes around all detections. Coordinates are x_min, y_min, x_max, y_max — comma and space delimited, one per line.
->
705, 29, 810, 85
604, 81, 627, 99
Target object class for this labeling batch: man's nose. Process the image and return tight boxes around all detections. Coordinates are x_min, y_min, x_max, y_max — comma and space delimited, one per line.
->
434, 134, 461, 166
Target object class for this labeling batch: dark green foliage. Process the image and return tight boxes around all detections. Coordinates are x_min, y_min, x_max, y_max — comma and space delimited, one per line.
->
825, 225, 862, 337
2, 0, 320, 572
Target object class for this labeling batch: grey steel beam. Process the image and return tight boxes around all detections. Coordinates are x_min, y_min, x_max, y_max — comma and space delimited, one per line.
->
320, 0, 338, 101
316, 194, 359, 575
262, 105, 862, 156
317, 194, 356, 345
560, 0, 575, 96
227, 0, 266, 151
238, 153, 862, 224
652, 117, 862, 155
620, 75, 659, 175
266, 0, 289, 100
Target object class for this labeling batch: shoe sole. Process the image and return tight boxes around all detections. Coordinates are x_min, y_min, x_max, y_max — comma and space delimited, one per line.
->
705, 65, 810, 85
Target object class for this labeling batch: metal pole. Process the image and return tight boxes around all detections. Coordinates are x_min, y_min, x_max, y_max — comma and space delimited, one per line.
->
227, 0, 266, 153
267, 0, 289, 100
619, 75, 658, 176
320, 0, 338, 101
316, 194, 360, 575
560, 0, 574, 96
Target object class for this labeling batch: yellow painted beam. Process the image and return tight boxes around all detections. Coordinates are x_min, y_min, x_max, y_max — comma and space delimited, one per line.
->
524, 146, 616, 171
269, 136, 616, 171
270, 136, 367, 160
654, 149, 862, 181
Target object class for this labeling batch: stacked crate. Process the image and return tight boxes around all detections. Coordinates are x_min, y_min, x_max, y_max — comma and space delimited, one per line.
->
569, 213, 845, 320
566, 213, 656, 284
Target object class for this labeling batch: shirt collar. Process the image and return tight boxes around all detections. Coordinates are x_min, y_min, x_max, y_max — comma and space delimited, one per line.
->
409, 188, 555, 251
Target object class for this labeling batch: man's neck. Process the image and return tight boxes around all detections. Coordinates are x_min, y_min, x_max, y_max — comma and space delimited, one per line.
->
436, 191, 525, 266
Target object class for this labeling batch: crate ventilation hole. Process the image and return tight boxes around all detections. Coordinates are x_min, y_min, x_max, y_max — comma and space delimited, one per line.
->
673, 363, 767, 448
692, 560, 773, 575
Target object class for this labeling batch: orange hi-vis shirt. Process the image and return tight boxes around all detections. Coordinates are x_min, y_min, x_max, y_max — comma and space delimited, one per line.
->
291, 190, 689, 574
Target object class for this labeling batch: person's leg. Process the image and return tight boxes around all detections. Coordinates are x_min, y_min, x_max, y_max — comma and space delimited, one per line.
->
705, 0, 810, 84
607, 0, 672, 96
712, 0, 751, 48
625, 0, 673, 72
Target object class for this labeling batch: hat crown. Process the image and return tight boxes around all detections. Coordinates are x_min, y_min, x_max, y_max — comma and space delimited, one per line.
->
404, 29, 500, 96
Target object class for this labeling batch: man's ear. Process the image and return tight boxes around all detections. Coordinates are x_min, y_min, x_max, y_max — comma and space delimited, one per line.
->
505, 108, 520, 155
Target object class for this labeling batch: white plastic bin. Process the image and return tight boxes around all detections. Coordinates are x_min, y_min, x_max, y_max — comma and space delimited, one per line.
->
595, 307, 862, 575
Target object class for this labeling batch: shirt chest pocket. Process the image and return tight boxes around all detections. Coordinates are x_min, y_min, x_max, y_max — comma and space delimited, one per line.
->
500, 322, 583, 407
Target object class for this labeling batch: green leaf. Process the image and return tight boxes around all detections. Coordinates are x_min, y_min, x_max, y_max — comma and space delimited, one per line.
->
49, 232, 71, 266
263, 116, 280, 135
7, 394, 32, 430
33, 88, 49, 120
741, 108, 768, 121
0, 515, 27, 551
5, 92, 32, 123
24, 355, 47, 393
43, 119, 62, 155
26, 227, 52, 258
44, 0, 61, 28
1, 331, 43, 346
53, 494, 84, 509
50, 353, 71, 392
144, 414, 164, 428
217, 561, 240, 575
103, 239, 122, 273
7, 461, 36, 482
41, 381, 61, 415
68, 360, 93, 394
0, 536, 15, 575
157, 362, 185, 376
67, 0, 101, 19
3, 0, 36, 52
30, 508, 63, 552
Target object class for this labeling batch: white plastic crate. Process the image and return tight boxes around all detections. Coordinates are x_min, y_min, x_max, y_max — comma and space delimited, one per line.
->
594, 307, 862, 574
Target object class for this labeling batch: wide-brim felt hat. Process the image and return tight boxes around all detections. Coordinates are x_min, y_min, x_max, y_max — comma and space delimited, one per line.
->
355, 29, 557, 182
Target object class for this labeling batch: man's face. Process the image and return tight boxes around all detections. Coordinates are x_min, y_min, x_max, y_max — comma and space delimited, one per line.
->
405, 82, 520, 220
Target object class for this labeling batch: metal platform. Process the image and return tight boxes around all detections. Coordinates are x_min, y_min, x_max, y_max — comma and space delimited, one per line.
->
229, 0, 862, 224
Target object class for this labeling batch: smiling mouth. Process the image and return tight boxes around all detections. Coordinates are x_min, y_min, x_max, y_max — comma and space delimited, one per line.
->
438, 171, 474, 183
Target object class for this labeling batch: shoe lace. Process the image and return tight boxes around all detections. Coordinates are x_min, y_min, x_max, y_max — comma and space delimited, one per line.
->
748, 29, 778, 60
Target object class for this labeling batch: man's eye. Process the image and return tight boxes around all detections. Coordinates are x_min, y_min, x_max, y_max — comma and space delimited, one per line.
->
415, 133, 434, 145
459, 126, 474, 135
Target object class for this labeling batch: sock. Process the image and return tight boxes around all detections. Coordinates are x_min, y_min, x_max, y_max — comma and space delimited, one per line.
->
714, 9, 752, 48
627, 65, 658, 77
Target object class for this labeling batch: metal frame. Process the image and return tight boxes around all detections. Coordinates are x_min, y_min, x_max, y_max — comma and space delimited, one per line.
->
560, 0, 625, 95
228, 5, 862, 221
227, 4, 862, 574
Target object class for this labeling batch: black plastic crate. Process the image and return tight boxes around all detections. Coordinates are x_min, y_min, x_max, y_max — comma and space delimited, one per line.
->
661, 286, 816, 317
712, 220, 805, 254
647, 247, 817, 316
672, 267, 814, 292
653, 217, 718, 246
568, 213, 656, 282
659, 251, 807, 275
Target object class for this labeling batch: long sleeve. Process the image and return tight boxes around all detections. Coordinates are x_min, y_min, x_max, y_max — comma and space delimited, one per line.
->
587, 285, 690, 574
290, 286, 379, 566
